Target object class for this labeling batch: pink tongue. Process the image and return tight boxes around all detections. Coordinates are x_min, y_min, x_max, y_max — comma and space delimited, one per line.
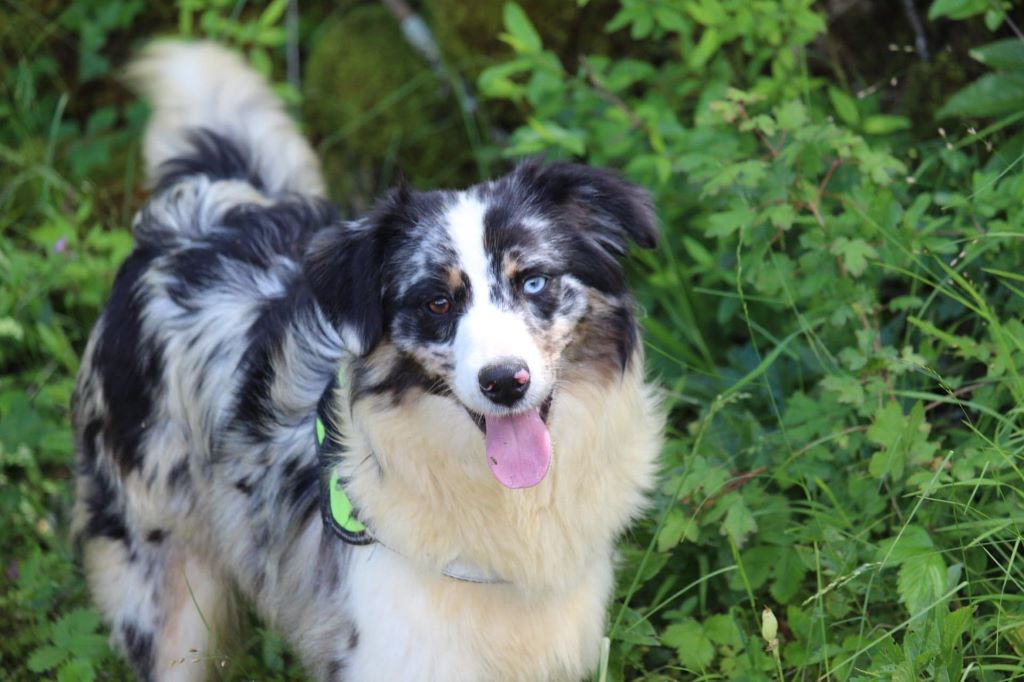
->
484, 409, 551, 489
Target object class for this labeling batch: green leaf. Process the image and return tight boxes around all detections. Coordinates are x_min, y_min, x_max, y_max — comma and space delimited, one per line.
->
85, 107, 117, 135
705, 160, 767, 194
478, 59, 531, 98
261, 629, 286, 671
57, 659, 95, 682
617, 607, 659, 646
831, 237, 877, 277
828, 86, 860, 126
775, 101, 808, 131
28, 645, 66, 672
728, 546, 775, 591
502, 2, 543, 53
942, 606, 975, 652
908, 316, 989, 361
653, 6, 689, 32
867, 402, 908, 480
662, 618, 715, 670
866, 401, 936, 478
870, 449, 898, 481
764, 204, 795, 231
63, 608, 101, 636
685, 1, 727, 26
259, 0, 288, 27
820, 374, 864, 407
604, 7, 633, 33
686, 456, 731, 498
523, 118, 585, 155
722, 497, 758, 548
617, 547, 669, 597
705, 207, 755, 238
984, 7, 1005, 30
889, 296, 924, 312
257, 26, 286, 47
606, 59, 657, 90
658, 507, 698, 551
630, 12, 654, 39
862, 115, 911, 135
897, 553, 946, 615
0, 317, 25, 340
877, 525, 934, 565
682, 236, 713, 267
939, 73, 1024, 118
242, 48, 268, 81
970, 39, 1024, 71
892, 661, 917, 682
69, 633, 109, 660
771, 549, 808, 603
927, 0, 987, 20
703, 614, 742, 648
51, 609, 105, 658
866, 402, 903, 446
725, 87, 763, 104
689, 28, 720, 70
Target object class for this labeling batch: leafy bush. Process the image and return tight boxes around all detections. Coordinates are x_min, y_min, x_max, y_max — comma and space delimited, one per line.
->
2, 24, 136, 674
480, 1, 1024, 679
1, 1, 306, 677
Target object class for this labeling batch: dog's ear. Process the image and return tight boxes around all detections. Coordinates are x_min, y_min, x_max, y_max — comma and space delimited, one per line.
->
517, 161, 659, 255
305, 221, 384, 355
305, 186, 416, 355
516, 161, 658, 293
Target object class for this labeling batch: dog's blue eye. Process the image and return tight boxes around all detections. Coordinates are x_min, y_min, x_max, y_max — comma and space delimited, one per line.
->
522, 276, 548, 295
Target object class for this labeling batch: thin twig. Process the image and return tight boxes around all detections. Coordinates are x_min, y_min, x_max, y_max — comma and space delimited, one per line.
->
681, 467, 769, 512
998, 4, 1024, 41
817, 158, 842, 202
580, 57, 647, 132
900, 0, 930, 61
807, 158, 842, 227
924, 382, 992, 412
736, 103, 779, 159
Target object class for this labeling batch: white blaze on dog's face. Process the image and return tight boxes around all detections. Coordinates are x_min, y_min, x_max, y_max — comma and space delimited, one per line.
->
445, 196, 551, 415
305, 162, 659, 489
433, 195, 569, 488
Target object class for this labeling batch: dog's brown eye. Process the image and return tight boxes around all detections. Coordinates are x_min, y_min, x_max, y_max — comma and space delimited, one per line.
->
427, 296, 451, 315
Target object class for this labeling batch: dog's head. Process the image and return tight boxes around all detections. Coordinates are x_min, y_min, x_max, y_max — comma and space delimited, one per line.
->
306, 162, 658, 489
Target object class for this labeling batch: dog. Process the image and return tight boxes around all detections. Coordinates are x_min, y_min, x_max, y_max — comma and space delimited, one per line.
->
71, 41, 663, 681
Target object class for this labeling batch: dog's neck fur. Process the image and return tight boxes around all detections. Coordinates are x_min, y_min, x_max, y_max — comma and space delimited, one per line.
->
331, 350, 662, 595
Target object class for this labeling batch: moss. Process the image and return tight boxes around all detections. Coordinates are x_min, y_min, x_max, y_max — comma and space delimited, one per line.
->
424, 0, 624, 78
302, 2, 641, 204
824, 3, 991, 136
902, 51, 974, 132
303, 5, 476, 207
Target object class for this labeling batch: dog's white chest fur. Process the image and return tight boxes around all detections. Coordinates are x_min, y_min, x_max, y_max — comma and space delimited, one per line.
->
345, 548, 611, 681
328, 366, 661, 679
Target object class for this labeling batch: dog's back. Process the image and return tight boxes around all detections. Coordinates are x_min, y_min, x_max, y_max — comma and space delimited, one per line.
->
72, 42, 351, 681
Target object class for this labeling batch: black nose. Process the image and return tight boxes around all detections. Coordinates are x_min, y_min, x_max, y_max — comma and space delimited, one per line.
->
478, 361, 530, 406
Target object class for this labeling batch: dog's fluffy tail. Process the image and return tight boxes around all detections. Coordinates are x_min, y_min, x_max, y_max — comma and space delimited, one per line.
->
127, 41, 324, 197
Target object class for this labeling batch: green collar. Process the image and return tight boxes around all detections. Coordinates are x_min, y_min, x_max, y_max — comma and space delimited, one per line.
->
316, 410, 372, 545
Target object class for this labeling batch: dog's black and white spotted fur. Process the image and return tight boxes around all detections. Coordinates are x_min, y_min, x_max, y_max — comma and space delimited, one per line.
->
72, 42, 663, 681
